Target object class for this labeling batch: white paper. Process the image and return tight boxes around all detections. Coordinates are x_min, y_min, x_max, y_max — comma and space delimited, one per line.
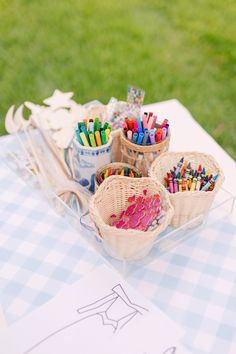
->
0, 265, 188, 354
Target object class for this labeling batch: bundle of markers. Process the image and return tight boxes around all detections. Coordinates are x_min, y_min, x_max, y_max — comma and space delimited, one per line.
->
75, 118, 112, 147
97, 166, 141, 185
122, 112, 169, 146
164, 157, 218, 193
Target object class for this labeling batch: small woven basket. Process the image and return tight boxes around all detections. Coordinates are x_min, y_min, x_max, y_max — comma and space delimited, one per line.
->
120, 126, 170, 176
149, 152, 225, 228
89, 176, 174, 260
95, 162, 142, 191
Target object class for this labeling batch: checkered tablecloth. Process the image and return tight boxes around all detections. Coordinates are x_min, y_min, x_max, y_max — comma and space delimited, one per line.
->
1, 102, 236, 354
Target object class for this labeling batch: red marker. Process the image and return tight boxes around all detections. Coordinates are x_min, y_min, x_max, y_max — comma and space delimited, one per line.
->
155, 128, 162, 142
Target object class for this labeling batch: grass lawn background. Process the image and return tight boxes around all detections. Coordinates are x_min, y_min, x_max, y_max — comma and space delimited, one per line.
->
0, 0, 235, 159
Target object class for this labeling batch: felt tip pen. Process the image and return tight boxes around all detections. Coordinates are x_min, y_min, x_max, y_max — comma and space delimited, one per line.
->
80, 132, 90, 147
95, 131, 102, 146
132, 132, 138, 143
127, 130, 133, 141
101, 130, 107, 145
89, 133, 96, 147
105, 128, 110, 143
142, 115, 148, 129
149, 130, 156, 144
142, 130, 149, 145
162, 127, 167, 140
137, 132, 144, 145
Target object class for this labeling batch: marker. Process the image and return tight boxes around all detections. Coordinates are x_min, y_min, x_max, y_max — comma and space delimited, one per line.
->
89, 133, 96, 147
175, 157, 184, 176
142, 115, 148, 129
201, 167, 206, 179
105, 128, 110, 143
150, 115, 157, 129
156, 128, 162, 143
127, 130, 133, 141
132, 132, 138, 144
95, 131, 102, 146
80, 132, 90, 147
94, 117, 100, 131
142, 130, 149, 145
149, 130, 156, 144
147, 115, 154, 130
101, 130, 107, 145
89, 119, 94, 133
162, 127, 167, 140
75, 128, 83, 145
137, 132, 144, 145
136, 116, 142, 130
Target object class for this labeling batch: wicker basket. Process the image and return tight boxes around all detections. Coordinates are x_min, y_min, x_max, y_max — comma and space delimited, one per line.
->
89, 176, 174, 260
120, 126, 170, 176
95, 162, 142, 191
149, 152, 225, 228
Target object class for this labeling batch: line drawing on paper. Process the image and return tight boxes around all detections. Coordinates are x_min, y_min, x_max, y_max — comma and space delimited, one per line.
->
24, 284, 148, 354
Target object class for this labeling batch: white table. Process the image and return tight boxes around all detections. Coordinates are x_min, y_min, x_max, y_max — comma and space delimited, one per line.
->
0, 99, 236, 354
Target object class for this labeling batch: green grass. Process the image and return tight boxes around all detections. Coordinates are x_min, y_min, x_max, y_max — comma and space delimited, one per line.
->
0, 0, 236, 159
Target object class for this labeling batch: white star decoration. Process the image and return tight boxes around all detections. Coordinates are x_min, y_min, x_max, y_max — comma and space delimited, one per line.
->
43, 89, 74, 110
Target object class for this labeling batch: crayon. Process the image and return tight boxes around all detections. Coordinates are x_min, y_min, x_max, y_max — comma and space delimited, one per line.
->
185, 162, 191, 180
120, 168, 125, 176
177, 173, 182, 192
175, 157, 184, 176
182, 177, 187, 191
173, 176, 178, 193
190, 172, 198, 191
168, 173, 174, 193
201, 175, 218, 191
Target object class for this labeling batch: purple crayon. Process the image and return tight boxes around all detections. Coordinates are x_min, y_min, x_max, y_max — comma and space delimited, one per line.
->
173, 176, 178, 193
175, 157, 184, 176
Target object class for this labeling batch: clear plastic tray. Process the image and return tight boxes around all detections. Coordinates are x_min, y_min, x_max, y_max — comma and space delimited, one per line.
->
1, 133, 235, 275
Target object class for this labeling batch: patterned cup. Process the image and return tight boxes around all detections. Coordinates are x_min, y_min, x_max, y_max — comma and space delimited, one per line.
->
72, 135, 113, 193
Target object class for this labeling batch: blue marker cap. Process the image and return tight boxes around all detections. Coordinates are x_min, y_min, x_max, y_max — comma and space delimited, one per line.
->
132, 132, 138, 144
137, 132, 144, 145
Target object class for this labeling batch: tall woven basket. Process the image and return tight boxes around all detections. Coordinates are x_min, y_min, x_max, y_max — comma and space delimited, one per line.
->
89, 176, 174, 260
149, 152, 225, 228
120, 127, 170, 176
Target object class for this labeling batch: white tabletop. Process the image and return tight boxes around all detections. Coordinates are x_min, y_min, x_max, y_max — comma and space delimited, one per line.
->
0, 99, 236, 354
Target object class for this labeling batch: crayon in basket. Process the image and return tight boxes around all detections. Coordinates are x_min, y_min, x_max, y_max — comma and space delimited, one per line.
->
122, 112, 169, 146
75, 118, 112, 147
97, 166, 141, 185
164, 157, 218, 193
